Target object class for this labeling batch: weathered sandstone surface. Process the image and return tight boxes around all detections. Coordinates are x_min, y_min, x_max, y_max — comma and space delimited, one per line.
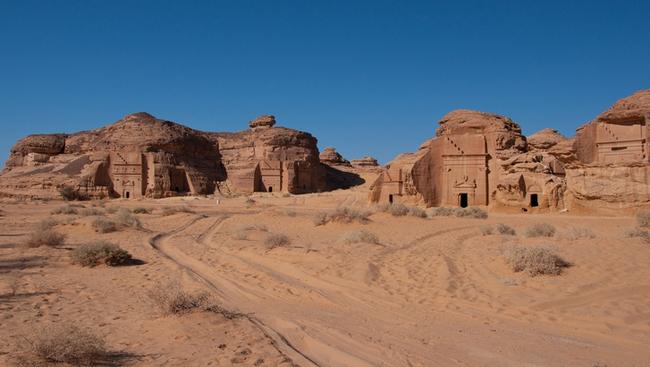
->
1, 113, 359, 199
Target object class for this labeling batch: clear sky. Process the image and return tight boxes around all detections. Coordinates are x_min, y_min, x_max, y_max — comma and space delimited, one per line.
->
1, 0, 649, 165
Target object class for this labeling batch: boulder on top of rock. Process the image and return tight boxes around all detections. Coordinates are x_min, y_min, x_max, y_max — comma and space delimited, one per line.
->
319, 147, 350, 166
527, 128, 567, 150
249, 115, 276, 129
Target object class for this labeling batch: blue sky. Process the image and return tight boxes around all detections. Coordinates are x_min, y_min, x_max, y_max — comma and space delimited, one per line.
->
1, 0, 649, 164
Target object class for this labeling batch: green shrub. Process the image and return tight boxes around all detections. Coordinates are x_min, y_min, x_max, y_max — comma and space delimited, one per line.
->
504, 246, 569, 276
525, 223, 556, 237
71, 241, 132, 267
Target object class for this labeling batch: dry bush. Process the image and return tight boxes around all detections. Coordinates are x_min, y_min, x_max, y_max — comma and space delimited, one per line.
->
525, 223, 556, 237
480, 225, 493, 236
264, 233, 291, 249
564, 227, 596, 240
92, 217, 117, 233
78, 207, 105, 216
339, 229, 379, 244
377, 203, 427, 218
132, 207, 152, 214
51, 205, 78, 215
161, 206, 194, 216
625, 228, 650, 241
37, 218, 59, 231
429, 207, 455, 217
104, 206, 119, 214
636, 210, 650, 228
314, 207, 371, 226
25, 323, 106, 365
238, 223, 268, 232
284, 209, 297, 217
114, 208, 141, 228
147, 281, 211, 315
26, 228, 66, 248
58, 186, 88, 201
454, 207, 488, 219
408, 206, 428, 218
496, 223, 516, 236
387, 203, 409, 216
71, 241, 132, 267
504, 246, 569, 276
245, 197, 256, 207
232, 231, 249, 240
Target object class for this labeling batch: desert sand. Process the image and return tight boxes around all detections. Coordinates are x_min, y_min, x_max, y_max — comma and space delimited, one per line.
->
1, 185, 649, 366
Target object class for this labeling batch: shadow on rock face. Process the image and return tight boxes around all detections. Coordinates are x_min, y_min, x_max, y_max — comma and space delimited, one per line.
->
323, 164, 365, 190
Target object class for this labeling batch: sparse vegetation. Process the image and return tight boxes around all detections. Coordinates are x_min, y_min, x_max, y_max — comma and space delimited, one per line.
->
114, 208, 141, 228
232, 231, 249, 240
564, 227, 596, 240
238, 224, 268, 232
313, 206, 371, 226
25, 228, 66, 248
132, 207, 152, 214
58, 186, 88, 201
377, 203, 428, 218
525, 223, 556, 237
78, 207, 105, 216
26, 323, 106, 365
51, 205, 78, 215
480, 225, 493, 236
245, 197, 256, 207
92, 217, 117, 233
636, 210, 650, 228
339, 229, 380, 244
429, 207, 488, 219
504, 246, 569, 276
496, 223, 516, 236
625, 228, 650, 242
71, 241, 132, 267
264, 233, 291, 249
408, 206, 428, 218
284, 209, 297, 217
147, 281, 211, 315
37, 218, 59, 230
161, 206, 195, 216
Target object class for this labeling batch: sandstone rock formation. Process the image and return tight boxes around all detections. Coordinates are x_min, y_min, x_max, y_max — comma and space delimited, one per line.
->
1, 113, 360, 199
350, 156, 380, 168
554, 89, 650, 213
527, 128, 567, 150
370, 110, 566, 211
319, 147, 350, 166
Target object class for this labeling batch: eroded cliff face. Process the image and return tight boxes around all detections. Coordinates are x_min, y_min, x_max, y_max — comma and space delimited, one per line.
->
1, 113, 360, 199
556, 89, 650, 213
371, 110, 567, 212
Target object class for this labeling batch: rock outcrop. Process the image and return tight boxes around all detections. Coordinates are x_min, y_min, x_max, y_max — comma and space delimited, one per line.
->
319, 147, 350, 166
350, 156, 379, 168
527, 128, 567, 150
371, 109, 566, 211
556, 89, 650, 213
1, 113, 360, 199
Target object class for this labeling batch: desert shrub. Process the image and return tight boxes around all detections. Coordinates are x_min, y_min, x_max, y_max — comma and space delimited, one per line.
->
78, 207, 105, 216
71, 241, 132, 267
58, 186, 88, 201
132, 207, 152, 214
480, 225, 493, 236
408, 206, 428, 218
37, 218, 59, 231
636, 210, 650, 228
284, 209, 297, 217
314, 207, 371, 226
429, 207, 455, 217
147, 281, 211, 315
245, 197, 256, 206
26, 229, 66, 248
264, 233, 290, 249
339, 229, 379, 244
387, 204, 409, 216
161, 206, 194, 216
525, 223, 556, 237
92, 217, 117, 233
564, 227, 596, 240
454, 207, 488, 219
625, 228, 650, 241
504, 246, 569, 276
232, 231, 249, 240
496, 223, 516, 236
27, 323, 106, 365
51, 205, 78, 215
104, 206, 119, 214
114, 208, 141, 228
238, 223, 268, 232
